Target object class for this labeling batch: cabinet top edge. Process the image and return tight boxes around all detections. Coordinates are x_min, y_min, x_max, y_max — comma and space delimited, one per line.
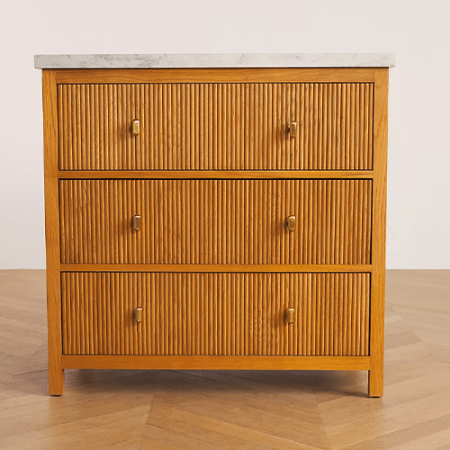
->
34, 53, 396, 69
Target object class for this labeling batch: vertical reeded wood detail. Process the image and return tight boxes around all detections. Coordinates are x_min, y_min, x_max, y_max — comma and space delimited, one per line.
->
58, 83, 373, 171
61, 272, 370, 356
60, 179, 372, 265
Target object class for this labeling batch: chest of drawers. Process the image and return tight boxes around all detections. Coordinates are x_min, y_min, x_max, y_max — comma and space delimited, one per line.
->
36, 54, 393, 396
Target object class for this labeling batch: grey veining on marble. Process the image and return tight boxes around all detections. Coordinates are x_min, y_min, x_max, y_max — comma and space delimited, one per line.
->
34, 53, 395, 69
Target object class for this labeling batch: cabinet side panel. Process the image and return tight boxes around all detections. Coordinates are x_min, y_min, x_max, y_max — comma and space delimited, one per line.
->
369, 68, 389, 397
43, 70, 64, 395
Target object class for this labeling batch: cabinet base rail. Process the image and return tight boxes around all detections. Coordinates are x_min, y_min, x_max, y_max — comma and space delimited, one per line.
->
61, 355, 370, 370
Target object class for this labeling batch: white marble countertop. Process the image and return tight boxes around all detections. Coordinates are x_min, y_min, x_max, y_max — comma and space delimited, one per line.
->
34, 53, 395, 69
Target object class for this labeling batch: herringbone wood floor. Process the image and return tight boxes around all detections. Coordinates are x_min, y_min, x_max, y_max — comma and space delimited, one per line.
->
0, 270, 449, 449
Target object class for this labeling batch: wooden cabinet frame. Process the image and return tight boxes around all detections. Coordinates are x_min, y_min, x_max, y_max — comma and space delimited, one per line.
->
42, 68, 388, 396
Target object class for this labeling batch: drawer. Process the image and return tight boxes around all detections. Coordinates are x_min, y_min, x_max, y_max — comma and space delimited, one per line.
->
61, 272, 370, 356
58, 83, 373, 171
60, 179, 372, 265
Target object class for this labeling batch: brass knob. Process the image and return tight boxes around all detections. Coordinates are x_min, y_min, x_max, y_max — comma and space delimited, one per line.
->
286, 215, 296, 232
134, 307, 143, 323
289, 121, 297, 137
132, 119, 140, 135
133, 215, 141, 231
286, 308, 295, 324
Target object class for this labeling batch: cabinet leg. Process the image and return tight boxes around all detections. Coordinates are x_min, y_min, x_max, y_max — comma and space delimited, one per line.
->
368, 368, 383, 398
49, 365, 65, 396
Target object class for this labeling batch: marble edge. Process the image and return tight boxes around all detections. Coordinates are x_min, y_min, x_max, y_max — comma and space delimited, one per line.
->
34, 53, 396, 69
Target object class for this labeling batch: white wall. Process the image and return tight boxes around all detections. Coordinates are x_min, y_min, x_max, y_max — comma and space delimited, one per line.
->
0, 0, 449, 269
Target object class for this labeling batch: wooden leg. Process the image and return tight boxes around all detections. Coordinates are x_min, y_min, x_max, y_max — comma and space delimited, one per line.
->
49, 364, 65, 396
47, 295, 64, 396
368, 366, 383, 397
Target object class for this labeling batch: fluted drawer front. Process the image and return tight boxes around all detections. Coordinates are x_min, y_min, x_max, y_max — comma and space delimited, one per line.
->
60, 179, 372, 265
58, 83, 373, 170
62, 272, 370, 356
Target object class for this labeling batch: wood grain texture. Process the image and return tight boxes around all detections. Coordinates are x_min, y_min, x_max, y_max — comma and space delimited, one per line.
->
61, 355, 370, 370
58, 170, 374, 179
42, 70, 64, 395
60, 179, 372, 265
369, 69, 389, 397
61, 272, 370, 357
58, 83, 373, 171
59, 264, 372, 272
55, 67, 377, 84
